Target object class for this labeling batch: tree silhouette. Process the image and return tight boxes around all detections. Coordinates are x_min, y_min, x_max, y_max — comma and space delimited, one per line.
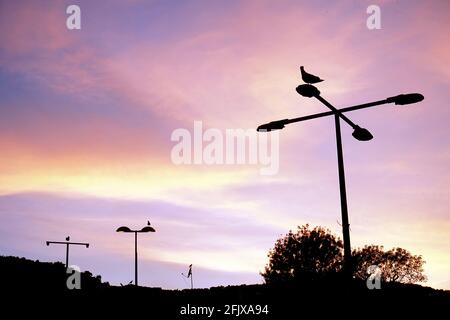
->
261, 224, 343, 283
353, 245, 427, 284
262, 225, 427, 285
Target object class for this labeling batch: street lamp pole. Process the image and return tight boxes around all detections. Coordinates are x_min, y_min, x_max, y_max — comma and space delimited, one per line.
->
257, 81, 424, 279
46, 237, 89, 269
135, 231, 138, 287
116, 224, 156, 287
66, 242, 69, 268
334, 114, 352, 276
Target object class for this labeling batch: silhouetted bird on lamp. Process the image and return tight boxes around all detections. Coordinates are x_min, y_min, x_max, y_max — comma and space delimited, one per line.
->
300, 66, 324, 84
66, 236, 70, 241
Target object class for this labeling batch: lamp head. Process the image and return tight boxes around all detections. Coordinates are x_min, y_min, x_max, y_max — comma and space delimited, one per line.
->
352, 126, 373, 141
116, 226, 132, 233
257, 119, 288, 132
388, 93, 424, 105
296, 84, 320, 98
140, 226, 156, 233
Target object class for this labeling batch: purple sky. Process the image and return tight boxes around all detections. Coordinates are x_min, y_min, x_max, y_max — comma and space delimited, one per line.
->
0, 0, 449, 289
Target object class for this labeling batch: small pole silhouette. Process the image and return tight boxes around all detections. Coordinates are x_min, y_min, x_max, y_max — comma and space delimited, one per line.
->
116, 223, 156, 287
189, 264, 193, 289
46, 236, 89, 268
257, 69, 424, 278
182, 264, 194, 289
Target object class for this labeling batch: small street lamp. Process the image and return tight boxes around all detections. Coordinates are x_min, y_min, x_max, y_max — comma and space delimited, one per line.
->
116, 223, 156, 286
46, 236, 89, 269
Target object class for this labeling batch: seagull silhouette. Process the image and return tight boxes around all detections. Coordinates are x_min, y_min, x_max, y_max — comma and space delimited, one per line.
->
120, 280, 133, 286
147, 220, 151, 226
300, 66, 324, 84
66, 236, 70, 241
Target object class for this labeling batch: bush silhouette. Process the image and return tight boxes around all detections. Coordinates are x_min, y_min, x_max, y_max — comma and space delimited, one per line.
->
352, 245, 427, 284
262, 224, 428, 285
261, 224, 343, 283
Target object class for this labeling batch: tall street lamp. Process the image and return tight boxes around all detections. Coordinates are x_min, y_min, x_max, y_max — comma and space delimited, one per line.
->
116, 224, 156, 286
257, 82, 424, 278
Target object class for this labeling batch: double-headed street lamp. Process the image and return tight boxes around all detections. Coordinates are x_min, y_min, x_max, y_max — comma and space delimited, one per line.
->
257, 82, 424, 278
116, 224, 156, 286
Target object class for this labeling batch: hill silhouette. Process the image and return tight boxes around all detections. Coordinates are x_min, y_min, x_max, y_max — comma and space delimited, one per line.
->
1, 255, 449, 317
0, 255, 108, 291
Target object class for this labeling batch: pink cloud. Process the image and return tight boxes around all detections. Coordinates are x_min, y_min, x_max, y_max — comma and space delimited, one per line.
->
0, 0, 72, 55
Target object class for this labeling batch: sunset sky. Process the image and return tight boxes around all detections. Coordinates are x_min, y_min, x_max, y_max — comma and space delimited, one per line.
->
0, 0, 449, 289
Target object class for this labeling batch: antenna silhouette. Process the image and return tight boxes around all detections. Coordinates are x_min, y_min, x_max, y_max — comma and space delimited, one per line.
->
46, 236, 89, 269
181, 264, 193, 289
